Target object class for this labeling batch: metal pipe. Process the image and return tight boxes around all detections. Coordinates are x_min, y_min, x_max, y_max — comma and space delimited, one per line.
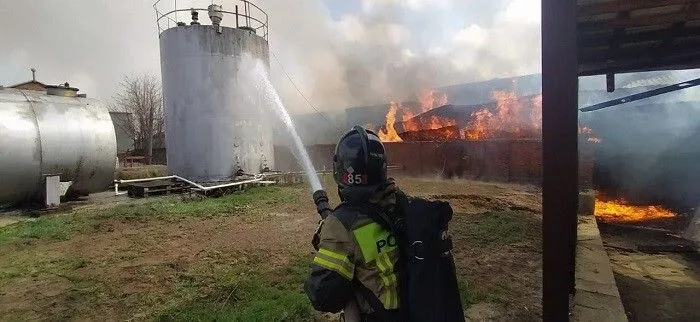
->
580, 76, 700, 112
114, 183, 127, 196
114, 175, 265, 194
190, 177, 263, 191
115, 176, 175, 184
246, 1, 251, 27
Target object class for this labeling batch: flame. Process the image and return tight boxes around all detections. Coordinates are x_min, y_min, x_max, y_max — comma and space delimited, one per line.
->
378, 102, 403, 142
530, 95, 542, 129
376, 88, 543, 142
377, 89, 451, 142
463, 91, 535, 140
579, 126, 601, 143
419, 89, 449, 113
464, 109, 494, 140
400, 108, 419, 132
429, 115, 457, 129
594, 198, 676, 223
579, 127, 593, 134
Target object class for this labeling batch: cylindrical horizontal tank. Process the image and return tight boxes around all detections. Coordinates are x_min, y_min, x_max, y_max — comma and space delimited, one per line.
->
159, 22, 274, 182
0, 88, 117, 204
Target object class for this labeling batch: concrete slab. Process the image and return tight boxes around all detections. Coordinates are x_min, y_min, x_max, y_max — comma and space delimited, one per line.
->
572, 215, 628, 322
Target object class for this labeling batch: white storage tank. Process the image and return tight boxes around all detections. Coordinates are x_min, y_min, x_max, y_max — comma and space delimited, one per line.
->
157, 2, 273, 182
0, 87, 117, 204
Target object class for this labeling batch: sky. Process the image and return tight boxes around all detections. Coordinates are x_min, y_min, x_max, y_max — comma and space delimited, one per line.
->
1, 0, 545, 114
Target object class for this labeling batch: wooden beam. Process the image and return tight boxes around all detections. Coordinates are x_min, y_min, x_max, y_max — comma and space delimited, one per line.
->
579, 41, 700, 64
578, 9, 700, 33
652, 22, 687, 61
578, 25, 700, 48
578, 53, 700, 75
606, 73, 615, 92
578, 0, 690, 16
542, 0, 578, 320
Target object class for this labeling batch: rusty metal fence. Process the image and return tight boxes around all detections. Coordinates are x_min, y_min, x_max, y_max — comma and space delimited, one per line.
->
274, 140, 596, 186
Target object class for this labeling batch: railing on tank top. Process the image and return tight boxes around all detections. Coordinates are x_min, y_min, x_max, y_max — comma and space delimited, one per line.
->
153, 0, 269, 40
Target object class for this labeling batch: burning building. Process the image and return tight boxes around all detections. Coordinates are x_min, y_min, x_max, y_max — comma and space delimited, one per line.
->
353, 83, 562, 185
275, 72, 699, 238
276, 75, 592, 186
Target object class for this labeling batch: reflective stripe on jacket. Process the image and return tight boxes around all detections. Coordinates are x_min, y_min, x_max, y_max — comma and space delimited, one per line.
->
305, 206, 400, 315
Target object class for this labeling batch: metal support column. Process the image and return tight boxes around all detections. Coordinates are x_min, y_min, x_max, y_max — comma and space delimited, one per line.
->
542, 0, 579, 320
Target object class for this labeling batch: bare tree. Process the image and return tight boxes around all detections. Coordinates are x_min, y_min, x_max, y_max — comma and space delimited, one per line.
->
113, 73, 163, 164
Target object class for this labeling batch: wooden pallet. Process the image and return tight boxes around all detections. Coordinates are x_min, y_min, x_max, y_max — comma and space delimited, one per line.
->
127, 179, 190, 198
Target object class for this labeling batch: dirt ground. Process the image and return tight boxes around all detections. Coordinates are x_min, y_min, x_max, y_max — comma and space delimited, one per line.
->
600, 224, 700, 322
0, 176, 543, 321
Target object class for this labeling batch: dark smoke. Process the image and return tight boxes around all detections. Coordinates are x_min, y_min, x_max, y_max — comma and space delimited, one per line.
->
581, 70, 700, 211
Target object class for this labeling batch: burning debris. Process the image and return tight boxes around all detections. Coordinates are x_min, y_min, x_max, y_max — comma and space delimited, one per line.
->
375, 87, 548, 142
378, 89, 450, 142
398, 125, 461, 141
594, 198, 677, 223
462, 91, 542, 140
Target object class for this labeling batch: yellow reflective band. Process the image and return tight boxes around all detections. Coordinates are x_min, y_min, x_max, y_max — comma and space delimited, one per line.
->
315, 251, 355, 275
376, 256, 392, 285
319, 248, 350, 263
384, 291, 393, 310
313, 256, 354, 280
376, 253, 399, 309
384, 254, 399, 309
383, 254, 397, 285
380, 253, 398, 284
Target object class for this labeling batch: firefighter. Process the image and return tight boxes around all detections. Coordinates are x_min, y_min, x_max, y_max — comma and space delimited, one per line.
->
304, 125, 403, 321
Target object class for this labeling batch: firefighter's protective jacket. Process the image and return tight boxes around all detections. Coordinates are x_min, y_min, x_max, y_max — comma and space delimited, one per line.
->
304, 180, 401, 318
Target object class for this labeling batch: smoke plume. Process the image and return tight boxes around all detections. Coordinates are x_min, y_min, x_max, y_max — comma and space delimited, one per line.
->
260, 0, 542, 113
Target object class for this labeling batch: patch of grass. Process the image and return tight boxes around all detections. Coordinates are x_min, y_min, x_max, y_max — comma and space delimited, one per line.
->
159, 279, 312, 322
0, 186, 293, 246
0, 215, 92, 245
0, 253, 87, 286
97, 186, 291, 221
459, 211, 538, 246
156, 253, 314, 321
458, 275, 510, 308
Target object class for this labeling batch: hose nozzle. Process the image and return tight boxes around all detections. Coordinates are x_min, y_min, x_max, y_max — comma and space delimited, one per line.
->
313, 190, 333, 219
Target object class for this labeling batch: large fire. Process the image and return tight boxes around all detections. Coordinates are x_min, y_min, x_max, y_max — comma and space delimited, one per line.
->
594, 198, 677, 223
378, 89, 450, 142
374, 86, 600, 143
462, 91, 542, 140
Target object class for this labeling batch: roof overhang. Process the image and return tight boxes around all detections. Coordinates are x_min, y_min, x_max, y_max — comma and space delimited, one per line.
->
578, 0, 700, 76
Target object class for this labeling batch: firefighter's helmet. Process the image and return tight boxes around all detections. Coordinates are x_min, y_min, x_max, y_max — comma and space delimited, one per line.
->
333, 125, 387, 190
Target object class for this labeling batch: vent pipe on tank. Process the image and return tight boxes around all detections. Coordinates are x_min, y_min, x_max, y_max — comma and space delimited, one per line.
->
190, 10, 200, 25
208, 5, 223, 25
208, 4, 223, 33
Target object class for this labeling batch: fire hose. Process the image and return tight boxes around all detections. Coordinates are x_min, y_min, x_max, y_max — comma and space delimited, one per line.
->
312, 190, 362, 322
